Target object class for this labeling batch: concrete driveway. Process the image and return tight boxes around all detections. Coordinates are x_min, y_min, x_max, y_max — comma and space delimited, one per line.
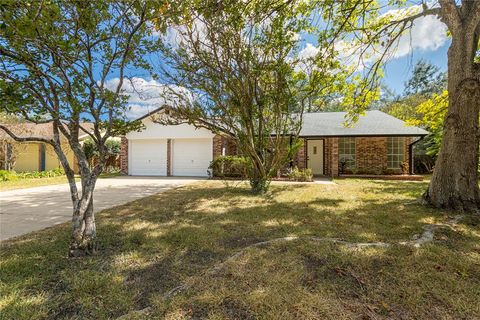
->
0, 176, 202, 241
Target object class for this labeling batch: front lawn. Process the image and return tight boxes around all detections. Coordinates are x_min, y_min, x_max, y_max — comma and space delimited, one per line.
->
0, 175, 76, 191
0, 172, 121, 191
1, 179, 479, 319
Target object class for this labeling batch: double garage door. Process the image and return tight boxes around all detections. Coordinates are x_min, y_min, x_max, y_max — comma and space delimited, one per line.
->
129, 138, 212, 177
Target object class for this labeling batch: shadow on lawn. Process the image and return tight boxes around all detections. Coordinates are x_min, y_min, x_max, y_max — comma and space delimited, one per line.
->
1, 181, 477, 319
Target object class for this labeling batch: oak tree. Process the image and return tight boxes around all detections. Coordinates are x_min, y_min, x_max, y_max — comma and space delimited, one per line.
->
318, 0, 480, 212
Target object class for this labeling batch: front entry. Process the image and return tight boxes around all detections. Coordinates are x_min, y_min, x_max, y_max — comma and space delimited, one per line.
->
307, 139, 324, 175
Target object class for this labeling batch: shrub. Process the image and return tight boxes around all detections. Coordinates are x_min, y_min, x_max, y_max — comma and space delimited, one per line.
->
286, 167, 313, 182
7, 168, 66, 180
0, 170, 18, 181
339, 158, 348, 174
381, 168, 398, 175
83, 138, 121, 163
209, 156, 251, 178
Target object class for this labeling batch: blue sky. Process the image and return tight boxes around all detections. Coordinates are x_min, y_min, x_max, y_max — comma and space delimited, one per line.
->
109, 2, 450, 119
382, 42, 448, 94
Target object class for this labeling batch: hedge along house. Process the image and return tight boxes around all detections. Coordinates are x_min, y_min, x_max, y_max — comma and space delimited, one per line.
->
0, 122, 93, 172
120, 108, 428, 178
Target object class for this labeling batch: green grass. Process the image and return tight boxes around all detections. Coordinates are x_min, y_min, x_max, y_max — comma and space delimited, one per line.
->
0, 172, 121, 191
1, 179, 479, 319
0, 175, 77, 191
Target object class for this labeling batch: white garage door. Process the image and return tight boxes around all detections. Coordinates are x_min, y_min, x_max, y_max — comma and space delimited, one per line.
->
129, 139, 167, 176
172, 138, 212, 177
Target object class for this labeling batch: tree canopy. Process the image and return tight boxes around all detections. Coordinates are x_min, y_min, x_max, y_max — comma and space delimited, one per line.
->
154, 0, 376, 192
0, 0, 161, 255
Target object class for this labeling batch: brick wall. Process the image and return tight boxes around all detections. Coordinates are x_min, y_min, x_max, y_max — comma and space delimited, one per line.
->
167, 139, 172, 176
213, 135, 224, 159
324, 137, 339, 177
334, 136, 411, 175
170, 134, 413, 178
404, 137, 412, 174
294, 139, 306, 169
120, 136, 128, 174
213, 135, 238, 159
355, 137, 387, 174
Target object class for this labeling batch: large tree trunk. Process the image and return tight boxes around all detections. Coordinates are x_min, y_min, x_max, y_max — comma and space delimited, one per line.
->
423, 30, 480, 213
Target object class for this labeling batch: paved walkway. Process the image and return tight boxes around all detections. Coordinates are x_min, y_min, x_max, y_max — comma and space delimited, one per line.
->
0, 177, 201, 241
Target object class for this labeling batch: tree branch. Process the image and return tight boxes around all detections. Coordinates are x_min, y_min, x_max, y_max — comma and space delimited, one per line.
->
0, 124, 54, 144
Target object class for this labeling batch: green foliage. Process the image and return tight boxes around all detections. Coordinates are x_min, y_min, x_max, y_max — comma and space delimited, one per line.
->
0, 168, 65, 181
0, 170, 18, 181
379, 60, 448, 160
404, 59, 447, 96
407, 91, 448, 156
83, 140, 97, 163
209, 156, 252, 179
0, 1, 158, 177
83, 139, 121, 161
158, 0, 375, 192
286, 167, 313, 182
381, 60, 447, 121
381, 94, 429, 121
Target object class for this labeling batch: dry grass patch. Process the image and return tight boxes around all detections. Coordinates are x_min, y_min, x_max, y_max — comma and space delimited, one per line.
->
1, 179, 479, 319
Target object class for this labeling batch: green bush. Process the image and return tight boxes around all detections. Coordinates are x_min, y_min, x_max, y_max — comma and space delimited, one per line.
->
1, 168, 66, 181
83, 139, 121, 160
0, 170, 18, 181
209, 156, 251, 178
286, 167, 313, 182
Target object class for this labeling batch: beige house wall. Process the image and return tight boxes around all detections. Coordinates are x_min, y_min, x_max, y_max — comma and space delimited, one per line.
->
9, 142, 76, 172
14, 143, 39, 172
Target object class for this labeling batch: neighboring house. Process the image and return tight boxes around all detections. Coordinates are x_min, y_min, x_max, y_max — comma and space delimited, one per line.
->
119, 108, 429, 178
0, 123, 93, 172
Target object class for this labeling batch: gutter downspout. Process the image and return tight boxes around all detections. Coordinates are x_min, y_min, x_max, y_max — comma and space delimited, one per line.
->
408, 136, 425, 175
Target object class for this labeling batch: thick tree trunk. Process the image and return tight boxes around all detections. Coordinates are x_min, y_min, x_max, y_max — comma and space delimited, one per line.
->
423, 32, 480, 213
69, 193, 97, 257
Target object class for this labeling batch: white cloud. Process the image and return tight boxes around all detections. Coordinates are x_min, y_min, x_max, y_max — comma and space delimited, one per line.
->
164, 17, 208, 49
103, 77, 193, 120
298, 43, 320, 60
298, 3, 448, 72
394, 15, 448, 58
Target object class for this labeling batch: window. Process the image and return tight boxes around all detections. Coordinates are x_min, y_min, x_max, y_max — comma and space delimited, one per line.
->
387, 137, 405, 169
339, 137, 356, 170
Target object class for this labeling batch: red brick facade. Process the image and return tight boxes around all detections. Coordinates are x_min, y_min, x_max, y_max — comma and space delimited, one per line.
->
121, 134, 413, 178
355, 137, 387, 174
166, 139, 172, 176
213, 135, 412, 177
120, 136, 128, 174
212, 134, 238, 159
294, 139, 306, 169
324, 137, 339, 177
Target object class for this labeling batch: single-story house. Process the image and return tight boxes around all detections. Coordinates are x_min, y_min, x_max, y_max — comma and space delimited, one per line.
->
119, 108, 429, 177
0, 123, 93, 172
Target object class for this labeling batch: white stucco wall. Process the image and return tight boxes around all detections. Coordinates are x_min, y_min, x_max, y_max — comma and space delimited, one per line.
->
126, 118, 214, 140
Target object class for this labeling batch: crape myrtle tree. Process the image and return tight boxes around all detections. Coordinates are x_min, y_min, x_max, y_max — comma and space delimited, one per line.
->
0, 0, 163, 256
155, 0, 375, 193
316, 0, 480, 212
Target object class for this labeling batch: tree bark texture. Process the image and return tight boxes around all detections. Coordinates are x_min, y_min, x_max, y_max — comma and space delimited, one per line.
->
69, 195, 97, 257
424, 21, 480, 212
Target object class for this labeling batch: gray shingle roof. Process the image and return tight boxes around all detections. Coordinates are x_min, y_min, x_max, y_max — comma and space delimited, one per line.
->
299, 110, 429, 137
